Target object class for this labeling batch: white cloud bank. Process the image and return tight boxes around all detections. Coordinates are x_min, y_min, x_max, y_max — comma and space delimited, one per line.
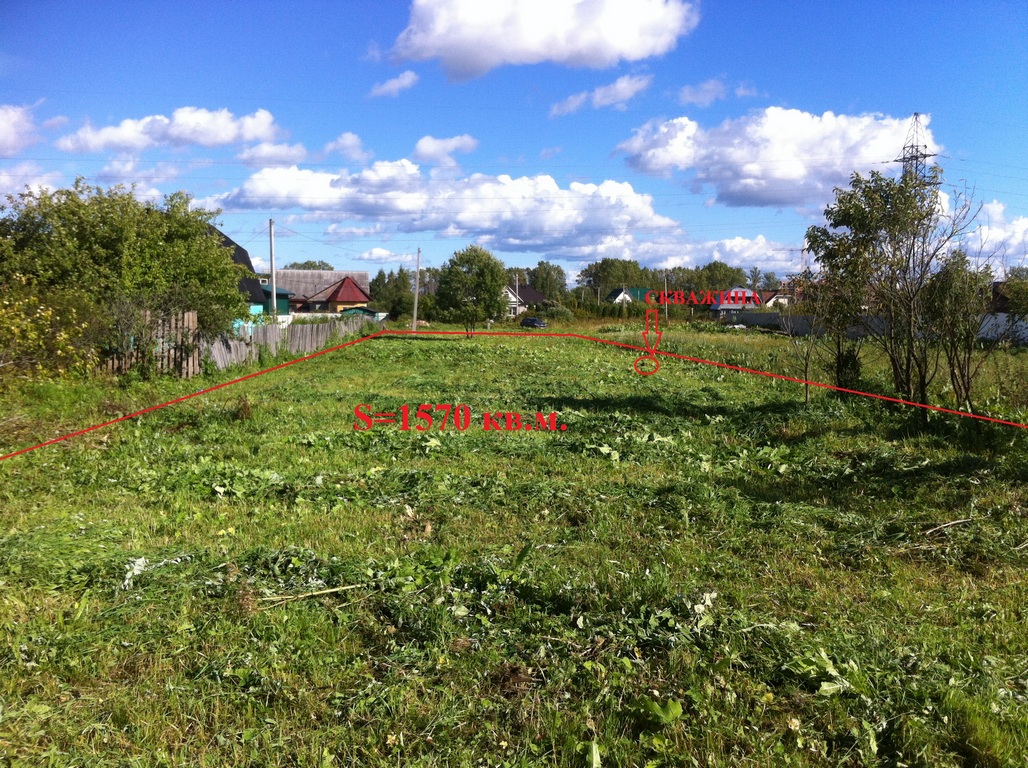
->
324, 132, 373, 164
393, 0, 699, 79
413, 134, 479, 167
678, 77, 727, 107
370, 70, 420, 97
0, 161, 62, 195
618, 108, 935, 207
0, 104, 38, 157
56, 107, 280, 153
355, 247, 416, 264
973, 200, 1028, 268
551, 74, 653, 116
204, 160, 677, 258
238, 142, 308, 166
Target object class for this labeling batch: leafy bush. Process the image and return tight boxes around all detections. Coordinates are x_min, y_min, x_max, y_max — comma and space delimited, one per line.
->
0, 276, 96, 379
544, 304, 573, 322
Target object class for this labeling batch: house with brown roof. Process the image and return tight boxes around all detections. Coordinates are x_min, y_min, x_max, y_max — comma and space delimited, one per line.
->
302, 276, 372, 313
504, 282, 548, 317
265, 269, 371, 313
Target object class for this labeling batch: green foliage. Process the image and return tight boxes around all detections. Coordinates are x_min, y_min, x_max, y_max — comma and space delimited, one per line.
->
282, 259, 333, 270
0, 275, 97, 379
527, 260, 568, 300
0, 180, 247, 372
369, 267, 414, 318
436, 244, 507, 334
543, 303, 573, 322
930, 251, 996, 411
806, 167, 984, 408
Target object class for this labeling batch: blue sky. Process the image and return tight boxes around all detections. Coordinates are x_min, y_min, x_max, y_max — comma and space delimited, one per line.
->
2, 1, 1027, 281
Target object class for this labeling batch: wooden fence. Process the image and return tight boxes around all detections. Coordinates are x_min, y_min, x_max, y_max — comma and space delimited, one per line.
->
201, 316, 371, 372
100, 311, 200, 378
101, 314, 373, 379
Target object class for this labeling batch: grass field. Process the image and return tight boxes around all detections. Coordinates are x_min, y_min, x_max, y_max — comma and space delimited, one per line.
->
2, 324, 1027, 766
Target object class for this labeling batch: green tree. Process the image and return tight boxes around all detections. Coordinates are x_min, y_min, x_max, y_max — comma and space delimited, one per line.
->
929, 252, 997, 414
437, 245, 507, 335
506, 266, 529, 288
759, 271, 779, 291
527, 260, 568, 300
695, 261, 747, 292
283, 259, 333, 270
369, 268, 415, 318
747, 266, 762, 293
369, 269, 388, 304
577, 258, 646, 294
806, 166, 981, 407
0, 180, 247, 360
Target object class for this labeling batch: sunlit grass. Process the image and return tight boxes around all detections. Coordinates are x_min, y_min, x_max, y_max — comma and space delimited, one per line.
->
1, 323, 1027, 766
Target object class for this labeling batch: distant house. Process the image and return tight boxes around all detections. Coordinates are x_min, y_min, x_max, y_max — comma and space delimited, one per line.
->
709, 285, 763, 316
215, 229, 266, 315
759, 290, 792, 309
604, 287, 650, 304
271, 269, 372, 313
992, 281, 1012, 313
504, 283, 548, 317
299, 276, 372, 313
261, 285, 294, 316
341, 306, 389, 322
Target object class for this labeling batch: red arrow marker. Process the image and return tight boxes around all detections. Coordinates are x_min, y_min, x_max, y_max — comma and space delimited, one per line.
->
643, 309, 662, 352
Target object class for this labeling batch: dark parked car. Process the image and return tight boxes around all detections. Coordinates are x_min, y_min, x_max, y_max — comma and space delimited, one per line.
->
520, 316, 547, 329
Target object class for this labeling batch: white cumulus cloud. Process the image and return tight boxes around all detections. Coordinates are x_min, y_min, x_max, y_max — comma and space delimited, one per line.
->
0, 104, 38, 156
370, 70, 420, 97
393, 0, 700, 79
551, 74, 653, 116
618, 108, 933, 207
355, 247, 416, 263
678, 77, 726, 107
203, 160, 677, 258
238, 142, 308, 166
970, 200, 1028, 266
324, 132, 373, 163
0, 161, 61, 195
413, 134, 479, 167
56, 107, 281, 153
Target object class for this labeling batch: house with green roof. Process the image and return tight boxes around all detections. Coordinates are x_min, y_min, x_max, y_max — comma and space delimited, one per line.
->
604, 287, 651, 304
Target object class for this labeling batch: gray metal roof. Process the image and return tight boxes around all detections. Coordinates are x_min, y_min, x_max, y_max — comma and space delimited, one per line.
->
272, 270, 370, 300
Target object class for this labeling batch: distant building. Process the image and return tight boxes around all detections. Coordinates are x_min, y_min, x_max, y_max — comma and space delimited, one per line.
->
504, 283, 547, 317
604, 287, 650, 304
266, 269, 372, 313
709, 285, 763, 316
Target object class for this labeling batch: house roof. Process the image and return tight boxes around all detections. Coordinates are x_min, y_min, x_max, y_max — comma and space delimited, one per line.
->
262, 285, 295, 297
216, 229, 265, 304
709, 285, 762, 311
604, 287, 650, 302
506, 283, 547, 304
307, 276, 372, 304
273, 269, 371, 300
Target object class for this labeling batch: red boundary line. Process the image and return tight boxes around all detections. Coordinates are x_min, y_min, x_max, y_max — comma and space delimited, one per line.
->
2, 328, 1026, 463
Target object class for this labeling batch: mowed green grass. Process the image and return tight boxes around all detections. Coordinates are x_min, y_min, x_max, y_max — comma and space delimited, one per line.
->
1, 328, 1028, 767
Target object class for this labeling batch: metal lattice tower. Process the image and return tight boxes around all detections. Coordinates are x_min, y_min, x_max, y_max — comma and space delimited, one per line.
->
896, 112, 936, 184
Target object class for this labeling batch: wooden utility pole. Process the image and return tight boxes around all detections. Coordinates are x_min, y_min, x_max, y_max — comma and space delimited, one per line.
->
269, 219, 277, 320
411, 247, 421, 331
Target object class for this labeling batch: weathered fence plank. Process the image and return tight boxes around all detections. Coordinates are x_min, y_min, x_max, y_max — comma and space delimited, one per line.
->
100, 313, 369, 378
